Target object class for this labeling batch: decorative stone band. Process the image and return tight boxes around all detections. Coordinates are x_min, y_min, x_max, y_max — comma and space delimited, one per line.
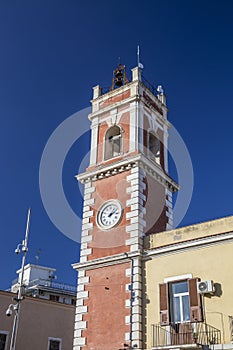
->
76, 154, 179, 193
165, 188, 173, 230
73, 270, 89, 350
126, 166, 146, 252
79, 181, 95, 263
124, 255, 143, 349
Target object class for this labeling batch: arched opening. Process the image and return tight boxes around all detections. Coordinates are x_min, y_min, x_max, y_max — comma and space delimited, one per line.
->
148, 132, 160, 164
104, 125, 122, 160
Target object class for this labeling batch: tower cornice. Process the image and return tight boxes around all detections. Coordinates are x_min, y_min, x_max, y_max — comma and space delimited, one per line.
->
76, 153, 179, 192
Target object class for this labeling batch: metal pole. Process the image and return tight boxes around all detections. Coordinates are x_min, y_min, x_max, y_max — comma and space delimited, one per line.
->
9, 208, 31, 350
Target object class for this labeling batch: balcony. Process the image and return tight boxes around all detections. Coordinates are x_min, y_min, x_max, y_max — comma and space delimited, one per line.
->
151, 322, 221, 349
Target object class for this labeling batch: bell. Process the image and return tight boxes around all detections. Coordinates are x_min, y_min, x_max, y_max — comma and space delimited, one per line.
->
115, 68, 122, 77
114, 67, 124, 87
110, 63, 129, 90
115, 75, 123, 87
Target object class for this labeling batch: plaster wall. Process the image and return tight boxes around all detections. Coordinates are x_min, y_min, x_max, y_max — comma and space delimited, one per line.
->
0, 290, 75, 350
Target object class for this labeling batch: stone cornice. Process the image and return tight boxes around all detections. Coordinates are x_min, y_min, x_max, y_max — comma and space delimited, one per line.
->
139, 154, 179, 191
76, 153, 179, 192
72, 250, 142, 271
144, 231, 233, 260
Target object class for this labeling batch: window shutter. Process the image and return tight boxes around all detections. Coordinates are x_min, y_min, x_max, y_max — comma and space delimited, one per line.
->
189, 278, 203, 322
159, 283, 169, 325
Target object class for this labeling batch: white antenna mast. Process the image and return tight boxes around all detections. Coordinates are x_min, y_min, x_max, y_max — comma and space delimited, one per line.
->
137, 45, 144, 69
137, 45, 140, 66
7, 208, 31, 350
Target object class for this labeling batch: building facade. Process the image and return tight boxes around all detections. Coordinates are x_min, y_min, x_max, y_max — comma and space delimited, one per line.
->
0, 264, 76, 350
145, 215, 233, 350
11, 264, 76, 305
0, 290, 75, 350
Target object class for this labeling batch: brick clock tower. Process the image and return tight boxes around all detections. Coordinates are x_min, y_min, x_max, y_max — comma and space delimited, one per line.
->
72, 64, 179, 350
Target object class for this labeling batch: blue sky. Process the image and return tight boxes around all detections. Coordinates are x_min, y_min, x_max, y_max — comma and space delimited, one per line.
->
1, 1, 233, 290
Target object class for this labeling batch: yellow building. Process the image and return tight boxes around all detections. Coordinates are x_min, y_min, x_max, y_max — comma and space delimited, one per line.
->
145, 215, 233, 350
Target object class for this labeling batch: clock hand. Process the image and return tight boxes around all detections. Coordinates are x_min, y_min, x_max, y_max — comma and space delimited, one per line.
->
108, 208, 117, 217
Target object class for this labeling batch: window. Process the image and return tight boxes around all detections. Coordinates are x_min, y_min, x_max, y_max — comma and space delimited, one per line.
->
170, 281, 190, 323
104, 126, 122, 160
49, 294, 59, 302
0, 332, 8, 350
48, 338, 61, 350
159, 278, 203, 326
148, 132, 160, 164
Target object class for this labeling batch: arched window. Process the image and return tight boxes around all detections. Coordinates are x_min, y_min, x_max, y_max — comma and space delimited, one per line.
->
148, 132, 160, 164
104, 125, 122, 160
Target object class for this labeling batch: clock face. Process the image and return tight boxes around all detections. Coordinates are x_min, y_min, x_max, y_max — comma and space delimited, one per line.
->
97, 200, 123, 230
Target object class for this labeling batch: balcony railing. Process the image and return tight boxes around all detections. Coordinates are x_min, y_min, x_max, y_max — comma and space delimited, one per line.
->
12, 278, 77, 293
151, 322, 221, 348
28, 278, 77, 292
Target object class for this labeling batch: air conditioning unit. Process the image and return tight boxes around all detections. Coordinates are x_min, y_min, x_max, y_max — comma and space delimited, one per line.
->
197, 280, 215, 294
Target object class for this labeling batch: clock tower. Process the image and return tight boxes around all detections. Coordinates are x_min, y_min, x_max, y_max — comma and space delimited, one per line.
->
72, 64, 179, 350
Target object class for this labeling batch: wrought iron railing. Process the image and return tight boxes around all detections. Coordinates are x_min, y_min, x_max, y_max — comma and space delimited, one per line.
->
151, 322, 221, 347
27, 278, 77, 292
11, 278, 77, 293
101, 86, 111, 95
96, 75, 158, 97
141, 76, 158, 96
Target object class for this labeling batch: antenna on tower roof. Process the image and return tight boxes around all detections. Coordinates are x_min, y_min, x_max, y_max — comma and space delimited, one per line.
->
137, 45, 144, 69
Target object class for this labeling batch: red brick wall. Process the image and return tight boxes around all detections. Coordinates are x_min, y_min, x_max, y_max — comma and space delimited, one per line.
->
82, 263, 130, 350
88, 170, 131, 260
144, 174, 168, 234
100, 90, 130, 108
